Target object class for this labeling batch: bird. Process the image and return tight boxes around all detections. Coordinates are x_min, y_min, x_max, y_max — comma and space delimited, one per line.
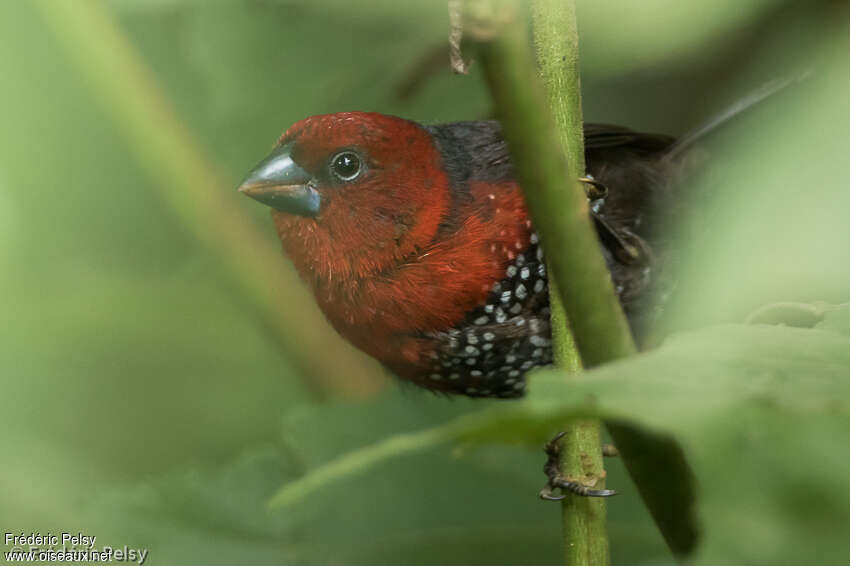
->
237, 70, 804, 400
238, 111, 685, 399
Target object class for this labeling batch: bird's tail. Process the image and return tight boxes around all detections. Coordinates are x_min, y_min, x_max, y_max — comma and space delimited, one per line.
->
664, 72, 810, 161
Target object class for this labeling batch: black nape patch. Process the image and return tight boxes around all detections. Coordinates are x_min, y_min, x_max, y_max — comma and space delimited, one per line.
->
426, 121, 513, 240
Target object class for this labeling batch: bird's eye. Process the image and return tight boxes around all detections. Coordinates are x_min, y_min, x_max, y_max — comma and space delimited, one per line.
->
330, 151, 362, 182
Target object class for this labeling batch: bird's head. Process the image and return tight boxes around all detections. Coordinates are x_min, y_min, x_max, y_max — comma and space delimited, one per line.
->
239, 112, 453, 282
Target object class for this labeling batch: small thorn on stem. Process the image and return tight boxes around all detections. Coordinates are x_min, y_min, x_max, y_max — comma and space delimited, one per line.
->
602, 443, 619, 457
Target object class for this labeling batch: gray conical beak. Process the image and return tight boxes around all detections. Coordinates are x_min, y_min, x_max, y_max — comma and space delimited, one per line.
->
238, 143, 320, 217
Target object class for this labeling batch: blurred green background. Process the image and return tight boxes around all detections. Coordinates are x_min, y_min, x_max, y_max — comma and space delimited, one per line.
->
1, 1, 848, 565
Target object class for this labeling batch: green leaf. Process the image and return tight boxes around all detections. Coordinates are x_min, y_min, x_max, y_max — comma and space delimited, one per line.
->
576, 0, 789, 76
267, 315, 850, 563
88, 390, 671, 565
816, 303, 850, 337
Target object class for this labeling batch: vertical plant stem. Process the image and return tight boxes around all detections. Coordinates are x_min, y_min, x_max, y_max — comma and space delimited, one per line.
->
470, 0, 637, 361
473, 0, 696, 558
529, 3, 608, 565
470, 1, 622, 564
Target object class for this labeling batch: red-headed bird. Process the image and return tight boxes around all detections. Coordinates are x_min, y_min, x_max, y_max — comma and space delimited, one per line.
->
239, 112, 683, 398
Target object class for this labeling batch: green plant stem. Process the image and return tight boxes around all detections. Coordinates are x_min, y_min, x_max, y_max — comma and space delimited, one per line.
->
472, 0, 641, 563
529, 3, 608, 565
470, 0, 637, 365
32, 0, 384, 399
268, 414, 467, 509
473, 0, 696, 558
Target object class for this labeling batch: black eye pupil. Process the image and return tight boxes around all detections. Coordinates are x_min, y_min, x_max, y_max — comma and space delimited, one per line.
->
332, 152, 361, 180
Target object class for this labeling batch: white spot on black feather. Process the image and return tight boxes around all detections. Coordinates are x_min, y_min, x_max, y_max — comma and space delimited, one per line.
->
515, 283, 527, 300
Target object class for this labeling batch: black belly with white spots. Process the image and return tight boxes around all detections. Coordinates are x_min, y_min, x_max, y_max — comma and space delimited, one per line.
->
423, 234, 553, 398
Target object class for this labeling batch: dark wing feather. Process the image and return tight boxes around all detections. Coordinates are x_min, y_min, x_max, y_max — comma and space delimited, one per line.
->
584, 123, 675, 153
426, 120, 675, 185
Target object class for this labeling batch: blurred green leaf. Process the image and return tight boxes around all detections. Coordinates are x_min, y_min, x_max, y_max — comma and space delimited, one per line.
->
576, 0, 788, 76
661, 29, 850, 331
265, 313, 850, 564
816, 303, 850, 336
88, 392, 671, 565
